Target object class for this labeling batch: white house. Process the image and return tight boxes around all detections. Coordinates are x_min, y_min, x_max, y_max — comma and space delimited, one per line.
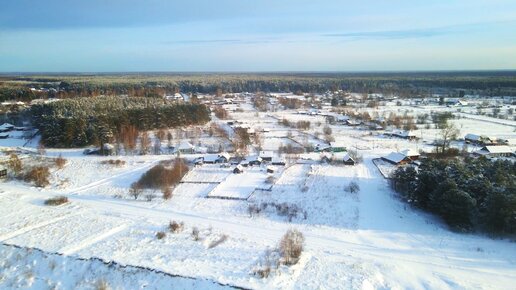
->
473, 146, 514, 158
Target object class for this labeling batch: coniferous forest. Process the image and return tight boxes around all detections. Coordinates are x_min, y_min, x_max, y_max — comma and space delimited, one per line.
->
391, 157, 516, 234
30, 96, 210, 147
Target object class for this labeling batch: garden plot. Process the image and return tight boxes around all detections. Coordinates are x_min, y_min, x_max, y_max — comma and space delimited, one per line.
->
0, 244, 234, 290
260, 137, 299, 151
208, 167, 270, 200
5, 212, 129, 254
182, 165, 232, 183
249, 164, 363, 228
50, 156, 159, 192
0, 200, 80, 241
77, 222, 275, 288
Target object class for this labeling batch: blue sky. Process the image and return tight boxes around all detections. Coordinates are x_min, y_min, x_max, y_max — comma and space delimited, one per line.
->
1, 0, 516, 72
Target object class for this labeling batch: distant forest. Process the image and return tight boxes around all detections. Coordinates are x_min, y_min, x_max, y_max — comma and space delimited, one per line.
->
2, 71, 516, 102
31, 96, 210, 148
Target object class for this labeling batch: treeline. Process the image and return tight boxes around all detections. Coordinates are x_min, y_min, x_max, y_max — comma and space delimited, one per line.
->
3, 71, 516, 102
391, 157, 516, 234
30, 96, 210, 147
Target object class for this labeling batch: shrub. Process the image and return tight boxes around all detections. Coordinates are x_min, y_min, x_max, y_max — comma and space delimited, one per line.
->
44, 196, 69, 206
24, 166, 50, 187
207, 234, 228, 249
344, 181, 360, 194
191, 227, 200, 241
162, 187, 173, 200
169, 221, 184, 233
7, 153, 23, 177
95, 279, 109, 290
156, 231, 166, 240
253, 266, 271, 279
135, 158, 188, 189
101, 159, 126, 166
55, 154, 67, 169
145, 192, 157, 202
280, 229, 304, 266
129, 182, 143, 200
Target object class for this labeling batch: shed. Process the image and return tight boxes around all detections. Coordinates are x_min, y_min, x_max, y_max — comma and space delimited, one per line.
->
259, 151, 274, 162
342, 153, 355, 165
233, 165, 244, 174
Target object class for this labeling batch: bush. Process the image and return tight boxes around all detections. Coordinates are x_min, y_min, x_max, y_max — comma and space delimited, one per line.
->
280, 229, 304, 265
55, 154, 67, 169
135, 158, 188, 189
129, 182, 143, 200
191, 227, 200, 241
145, 192, 157, 202
101, 159, 126, 166
156, 231, 166, 240
344, 181, 360, 194
7, 153, 23, 176
24, 166, 50, 187
44, 196, 69, 206
95, 279, 109, 290
162, 187, 172, 200
207, 234, 228, 249
169, 221, 184, 233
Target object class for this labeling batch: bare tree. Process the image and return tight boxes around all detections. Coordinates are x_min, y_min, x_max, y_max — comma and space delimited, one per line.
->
129, 182, 143, 200
139, 131, 151, 155
438, 121, 459, 153
280, 229, 305, 265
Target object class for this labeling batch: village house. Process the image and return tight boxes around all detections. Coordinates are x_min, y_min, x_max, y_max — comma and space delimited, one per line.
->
233, 164, 244, 174
315, 143, 331, 152
0, 123, 15, 133
382, 152, 412, 165
464, 133, 493, 145
341, 153, 356, 165
473, 146, 514, 158
271, 156, 286, 166
329, 141, 346, 152
385, 130, 417, 140
399, 149, 420, 161
176, 141, 195, 154
0, 165, 7, 179
259, 151, 274, 162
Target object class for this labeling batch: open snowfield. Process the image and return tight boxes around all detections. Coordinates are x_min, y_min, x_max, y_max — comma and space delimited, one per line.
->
1, 98, 516, 289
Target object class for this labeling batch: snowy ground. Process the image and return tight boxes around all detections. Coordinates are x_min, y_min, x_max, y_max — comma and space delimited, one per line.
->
1, 98, 516, 289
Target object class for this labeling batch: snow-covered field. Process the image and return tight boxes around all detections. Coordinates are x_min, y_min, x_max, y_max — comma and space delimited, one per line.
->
1, 98, 516, 289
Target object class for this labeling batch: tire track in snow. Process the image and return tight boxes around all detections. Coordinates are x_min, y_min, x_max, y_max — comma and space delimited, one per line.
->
0, 211, 84, 242
59, 223, 130, 256
71, 160, 159, 194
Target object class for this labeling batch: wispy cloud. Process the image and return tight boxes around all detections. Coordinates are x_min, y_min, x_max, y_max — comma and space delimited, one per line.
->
324, 27, 458, 40
161, 37, 291, 46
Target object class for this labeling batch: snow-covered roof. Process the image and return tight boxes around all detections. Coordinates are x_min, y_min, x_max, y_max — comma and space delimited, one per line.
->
342, 153, 353, 162
400, 149, 420, 157
0, 123, 14, 130
329, 141, 346, 148
246, 156, 263, 162
383, 152, 409, 164
478, 146, 513, 154
259, 151, 274, 158
203, 154, 220, 162
218, 152, 231, 160
464, 133, 481, 141
316, 143, 331, 150
177, 141, 194, 150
